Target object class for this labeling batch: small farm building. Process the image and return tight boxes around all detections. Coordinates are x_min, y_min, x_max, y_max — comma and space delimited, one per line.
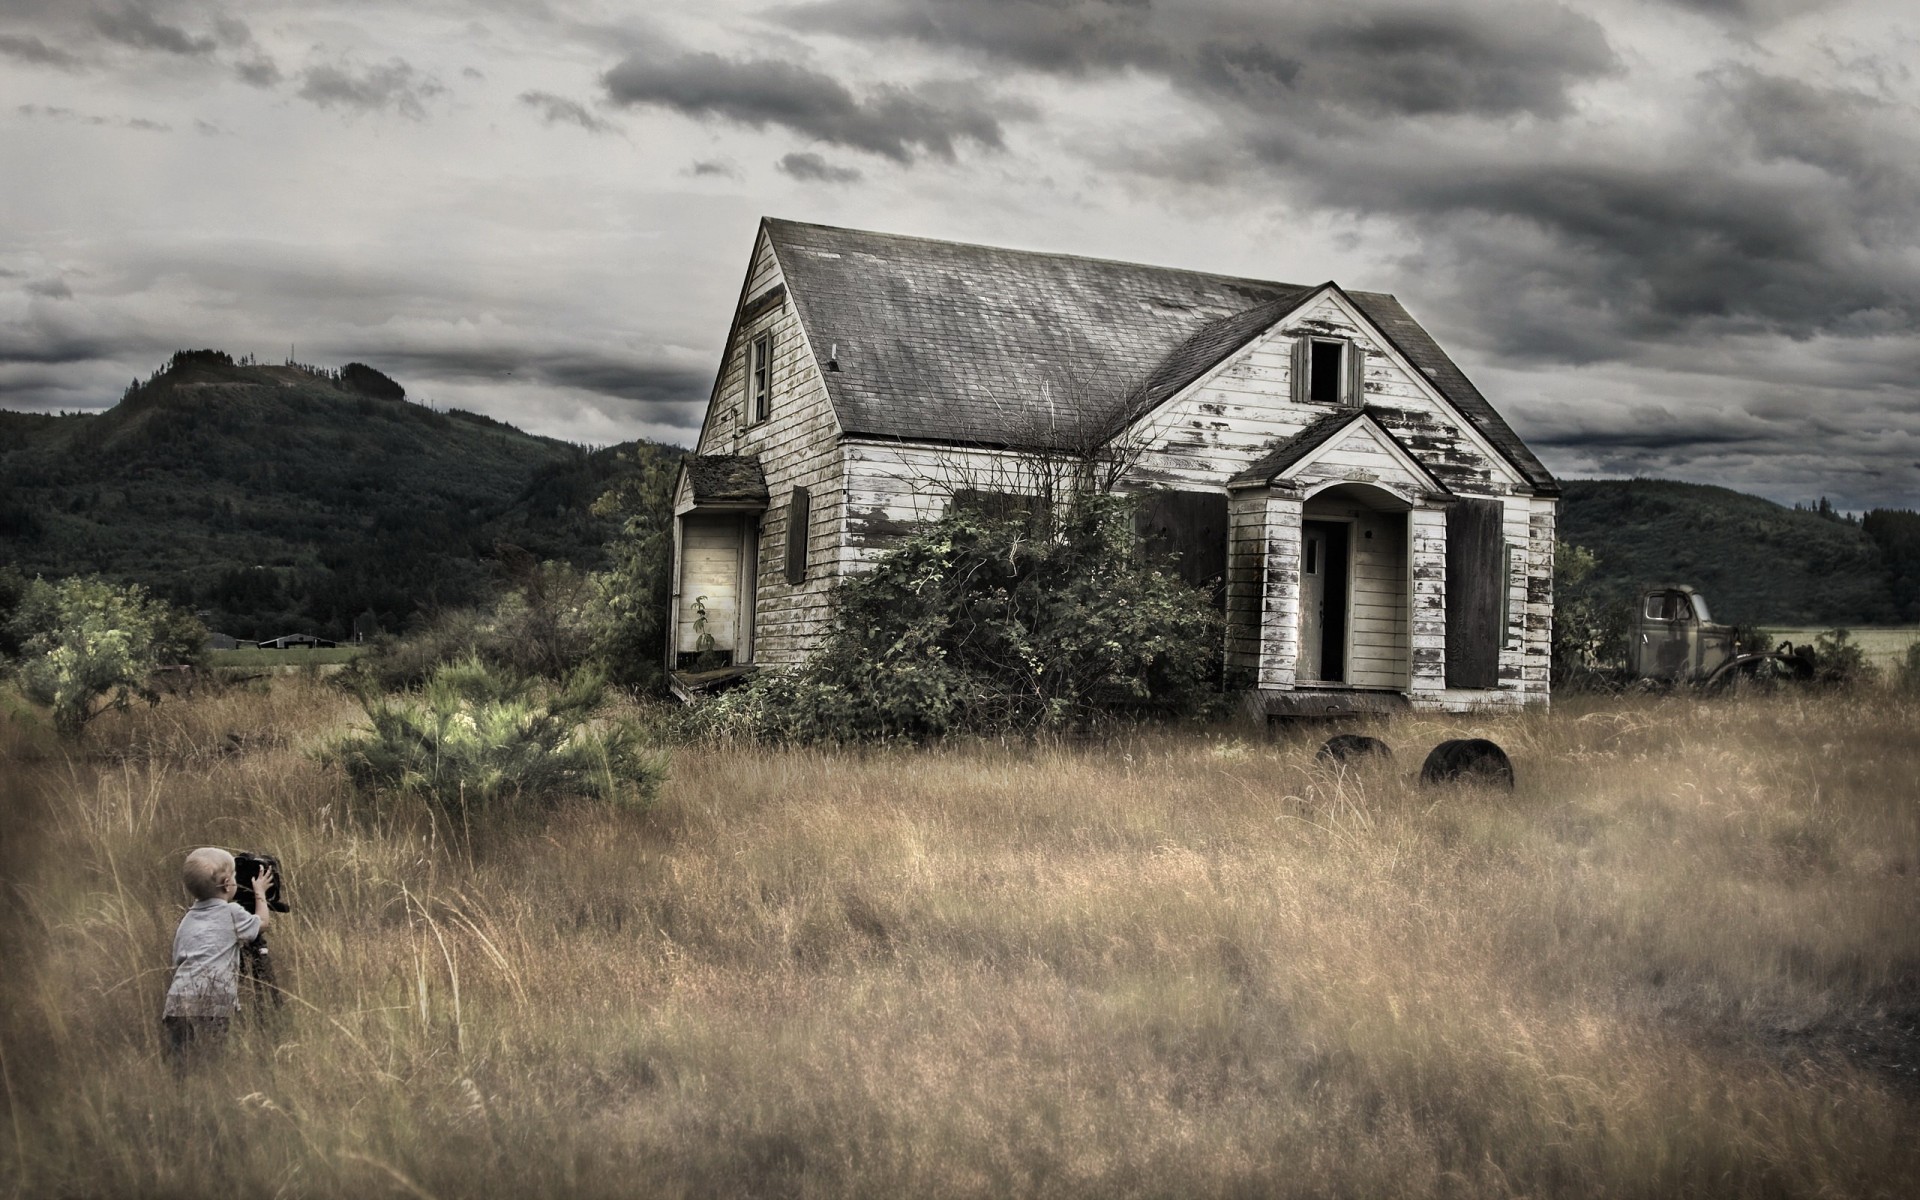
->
670, 219, 1559, 716
256, 633, 338, 650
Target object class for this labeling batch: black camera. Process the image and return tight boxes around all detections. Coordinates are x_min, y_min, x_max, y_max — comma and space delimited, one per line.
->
231, 851, 289, 913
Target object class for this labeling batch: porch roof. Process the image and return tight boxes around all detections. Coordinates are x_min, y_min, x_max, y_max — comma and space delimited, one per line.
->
1228, 407, 1452, 495
683, 454, 769, 507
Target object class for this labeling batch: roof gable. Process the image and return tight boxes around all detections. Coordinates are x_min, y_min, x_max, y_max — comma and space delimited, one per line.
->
1229, 408, 1449, 497
760, 218, 1557, 494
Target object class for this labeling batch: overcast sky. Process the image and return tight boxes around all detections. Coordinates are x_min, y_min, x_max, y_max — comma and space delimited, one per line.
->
2, 0, 1916, 509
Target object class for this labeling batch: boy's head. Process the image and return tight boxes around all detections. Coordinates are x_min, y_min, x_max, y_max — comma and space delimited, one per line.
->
182, 847, 235, 901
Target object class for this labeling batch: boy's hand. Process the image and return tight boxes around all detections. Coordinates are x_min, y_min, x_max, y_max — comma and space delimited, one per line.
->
253, 866, 275, 901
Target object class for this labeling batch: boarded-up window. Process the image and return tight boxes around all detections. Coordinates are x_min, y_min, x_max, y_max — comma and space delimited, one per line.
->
1445, 499, 1504, 688
952, 489, 1050, 532
1135, 491, 1228, 608
785, 486, 810, 585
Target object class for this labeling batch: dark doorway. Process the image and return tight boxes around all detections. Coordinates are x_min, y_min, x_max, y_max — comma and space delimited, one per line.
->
1299, 519, 1349, 683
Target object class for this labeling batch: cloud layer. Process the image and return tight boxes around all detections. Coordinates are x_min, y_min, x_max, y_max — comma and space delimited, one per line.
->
0, 0, 1914, 508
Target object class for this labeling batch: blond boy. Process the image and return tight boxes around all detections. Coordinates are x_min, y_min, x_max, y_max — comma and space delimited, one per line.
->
162, 847, 275, 1057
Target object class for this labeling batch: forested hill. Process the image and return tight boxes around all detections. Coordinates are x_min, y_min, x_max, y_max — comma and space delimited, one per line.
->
1558, 479, 1919, 626
0, 350, 682, 641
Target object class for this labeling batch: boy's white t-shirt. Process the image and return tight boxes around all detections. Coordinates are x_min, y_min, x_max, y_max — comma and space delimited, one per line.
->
163, 898, 261, 1018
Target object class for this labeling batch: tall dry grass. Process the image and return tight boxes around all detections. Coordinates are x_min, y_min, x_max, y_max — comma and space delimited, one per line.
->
2, 680, 1916, 1198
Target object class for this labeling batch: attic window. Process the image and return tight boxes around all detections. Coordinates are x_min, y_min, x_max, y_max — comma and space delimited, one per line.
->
749, 334, 772, 424
1309, 341, 1344, 404
1293, 336, 1365, 408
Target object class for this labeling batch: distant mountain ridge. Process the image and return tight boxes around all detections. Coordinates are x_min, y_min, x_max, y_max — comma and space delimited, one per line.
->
2, 353, 1913, 637
1558, 479, 1916, 626
0, 350, 682, 640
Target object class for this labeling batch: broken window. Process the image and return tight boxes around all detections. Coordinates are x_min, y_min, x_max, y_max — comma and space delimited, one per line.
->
1292, 336, 1366, 407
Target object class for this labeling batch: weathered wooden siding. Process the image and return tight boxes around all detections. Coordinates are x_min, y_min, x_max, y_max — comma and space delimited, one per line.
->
1224, 493, 1269, 681
696, 231, 845, 670
839, 440, 1045, 569
1252, 495, 1304, 690
1409, 507, 1449, 698
1129, 292, 1524, 501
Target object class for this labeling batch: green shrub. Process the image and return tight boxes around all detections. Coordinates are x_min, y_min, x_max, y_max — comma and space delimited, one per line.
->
586, 455, 679, 694
1808, 628, 1875, 688
328, 656, 664, 817
4, 575, 206, 736
687, 494, 1223, 743
1550, 542, 1628, 687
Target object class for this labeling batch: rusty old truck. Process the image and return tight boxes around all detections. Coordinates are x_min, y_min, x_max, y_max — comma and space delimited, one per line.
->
1629, 584, 1815, 687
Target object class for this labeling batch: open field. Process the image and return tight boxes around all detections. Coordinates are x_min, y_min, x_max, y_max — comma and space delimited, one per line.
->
1760, 626, 1920, 672
210, 646, 367, 668
2, 682, 1917, 1198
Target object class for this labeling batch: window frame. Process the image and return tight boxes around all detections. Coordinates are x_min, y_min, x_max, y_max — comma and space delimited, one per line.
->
748, 332, 772, 426
1292, 335, 1366, 408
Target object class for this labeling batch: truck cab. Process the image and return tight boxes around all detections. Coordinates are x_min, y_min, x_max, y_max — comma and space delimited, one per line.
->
1630, 584, 1737, 682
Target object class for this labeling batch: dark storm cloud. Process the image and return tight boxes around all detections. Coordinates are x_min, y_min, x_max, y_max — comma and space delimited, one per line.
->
24, 277, 74, 300
374, 345, 709, 420
0, 32, 85, 70
778, 150, 862, 182
518, 90, 619, 134
17, 103, 172, 131
298, 59, 446, 119
782, 0, 1616, 121
600, 48, 1015, 162
1652, 0, 1838, 25
234, 55, 281, 87
92, 5, 216, 57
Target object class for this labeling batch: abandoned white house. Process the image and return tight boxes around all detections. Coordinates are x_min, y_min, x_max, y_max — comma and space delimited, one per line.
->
669, 218, 1559, 715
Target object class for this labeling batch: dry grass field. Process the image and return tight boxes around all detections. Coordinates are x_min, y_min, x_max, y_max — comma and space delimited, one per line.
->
2, 680, 1916, 1198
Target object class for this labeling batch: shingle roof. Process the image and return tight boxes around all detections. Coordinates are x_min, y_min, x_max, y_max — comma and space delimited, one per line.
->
685, 454, 768, 505
764, 219, 1558, 495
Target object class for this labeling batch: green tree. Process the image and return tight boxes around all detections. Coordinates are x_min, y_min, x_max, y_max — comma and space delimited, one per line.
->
5, 576, 207, 736
328, 656, 663, 818
587, 447, 681, 693
1550, 541, 1628, 687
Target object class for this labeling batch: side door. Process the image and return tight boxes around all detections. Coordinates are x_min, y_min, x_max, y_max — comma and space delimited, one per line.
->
1299, 526, 1327, 681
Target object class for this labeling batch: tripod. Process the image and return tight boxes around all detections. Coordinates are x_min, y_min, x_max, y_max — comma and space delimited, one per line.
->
240, 933, 284, 1016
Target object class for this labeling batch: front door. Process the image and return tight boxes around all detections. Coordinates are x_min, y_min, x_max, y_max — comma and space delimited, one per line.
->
1299, 521, 1349, 683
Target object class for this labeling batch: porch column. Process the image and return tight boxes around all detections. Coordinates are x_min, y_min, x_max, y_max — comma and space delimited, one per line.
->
1256, 487, 1305, 690
1409, 502, 1449, 697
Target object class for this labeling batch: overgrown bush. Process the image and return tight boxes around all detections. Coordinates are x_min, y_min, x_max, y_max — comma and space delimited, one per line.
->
328, 656, 663, 817
586, 454, 679, 694
1550, 542, 1628, 688
339, 552, 602, 693
687, 495, 1223, 742
3, 575, 206, 736
1808, 628, 1875, 688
